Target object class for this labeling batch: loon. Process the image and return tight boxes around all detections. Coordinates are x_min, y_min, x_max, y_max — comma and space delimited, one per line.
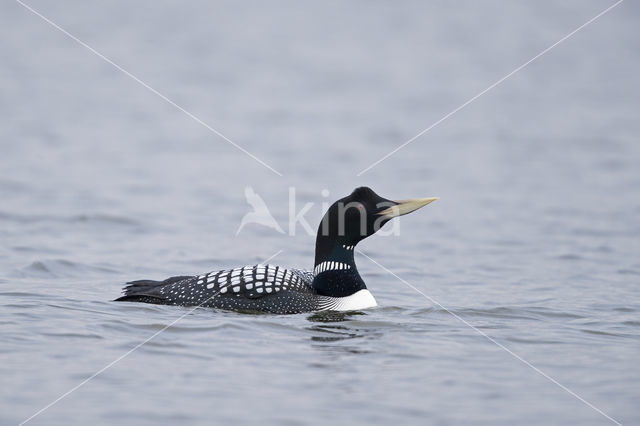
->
116, 187, 437, 314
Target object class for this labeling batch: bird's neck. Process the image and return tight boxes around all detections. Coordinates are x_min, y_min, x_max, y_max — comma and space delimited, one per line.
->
312, 239, 365, 297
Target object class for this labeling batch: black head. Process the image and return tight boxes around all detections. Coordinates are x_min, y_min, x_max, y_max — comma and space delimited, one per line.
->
314, 187, 437, 266
317, 187, 392, 245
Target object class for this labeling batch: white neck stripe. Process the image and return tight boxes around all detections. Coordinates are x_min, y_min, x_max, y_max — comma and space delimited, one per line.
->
314, 261, 351, 276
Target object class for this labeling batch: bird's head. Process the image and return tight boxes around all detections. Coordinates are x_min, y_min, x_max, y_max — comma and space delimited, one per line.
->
317, 186, 438, 246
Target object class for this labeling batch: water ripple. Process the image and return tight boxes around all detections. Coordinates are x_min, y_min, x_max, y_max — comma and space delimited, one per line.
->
18, 259, 119, 278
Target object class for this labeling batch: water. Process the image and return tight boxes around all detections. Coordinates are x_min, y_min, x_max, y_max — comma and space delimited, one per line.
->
1, 1, 639, 424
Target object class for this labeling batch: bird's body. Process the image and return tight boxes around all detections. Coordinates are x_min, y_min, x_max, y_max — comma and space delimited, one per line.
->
116, 265, 377, 314
116, 187, 437, 314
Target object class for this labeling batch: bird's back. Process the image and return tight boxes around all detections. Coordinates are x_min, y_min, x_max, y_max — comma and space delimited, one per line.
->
116, 265, 321, 314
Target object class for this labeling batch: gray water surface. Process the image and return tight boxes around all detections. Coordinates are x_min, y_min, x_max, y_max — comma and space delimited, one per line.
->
1, 1, 639, 425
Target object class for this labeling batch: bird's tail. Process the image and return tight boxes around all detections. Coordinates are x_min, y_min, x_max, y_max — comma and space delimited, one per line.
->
115, 275, 193, 301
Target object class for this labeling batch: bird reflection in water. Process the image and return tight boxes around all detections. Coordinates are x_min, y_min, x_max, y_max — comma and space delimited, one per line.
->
306, 311, 381, 356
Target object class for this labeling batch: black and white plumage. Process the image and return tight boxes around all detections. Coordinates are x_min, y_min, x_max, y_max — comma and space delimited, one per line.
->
116, 187, 437, 314
117, 265, 374, 314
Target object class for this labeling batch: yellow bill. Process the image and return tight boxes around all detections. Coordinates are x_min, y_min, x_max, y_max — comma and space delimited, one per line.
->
378, 197, 439, 219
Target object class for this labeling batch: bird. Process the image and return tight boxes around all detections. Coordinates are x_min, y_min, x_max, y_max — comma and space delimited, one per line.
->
115, 187, 437, 314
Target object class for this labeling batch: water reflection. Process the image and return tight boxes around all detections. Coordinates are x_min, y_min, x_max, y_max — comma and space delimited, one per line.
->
306, 310, 366, 323
305, 310, 381, 356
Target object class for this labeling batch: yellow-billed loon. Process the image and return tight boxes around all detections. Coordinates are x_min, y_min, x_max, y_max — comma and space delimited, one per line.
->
116, 187, 437, 314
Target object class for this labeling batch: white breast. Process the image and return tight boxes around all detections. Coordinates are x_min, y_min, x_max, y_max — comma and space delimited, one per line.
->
319, 289, 377, 311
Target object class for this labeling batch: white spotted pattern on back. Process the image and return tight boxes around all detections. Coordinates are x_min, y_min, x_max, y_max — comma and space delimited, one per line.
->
196, 264, 311, 299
